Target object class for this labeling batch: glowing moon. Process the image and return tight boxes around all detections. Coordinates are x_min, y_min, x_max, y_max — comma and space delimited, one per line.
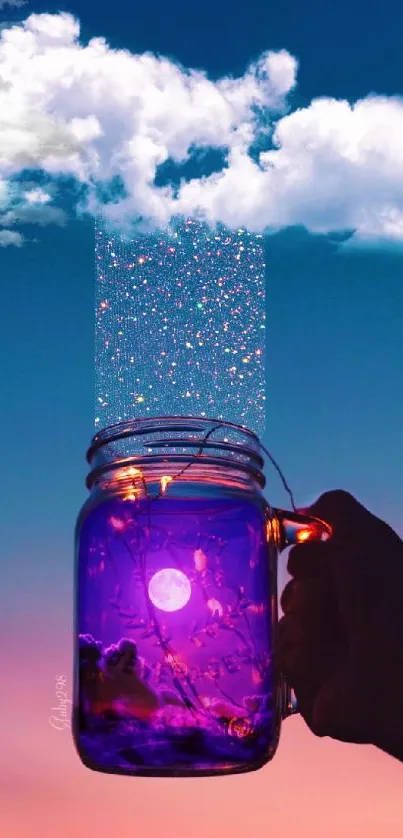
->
148, 568, 191, 612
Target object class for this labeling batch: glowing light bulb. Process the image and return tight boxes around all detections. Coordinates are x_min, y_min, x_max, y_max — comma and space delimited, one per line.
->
108, 516, 126, 532
148, 568, 191, 612
194, 548, 207, 572
207, 598, 223, 618
123, 490, 138, 501
296, 528, 312, 543
228, 718, 253, 739
160, 475, 173, 493
117, 466, 142, 480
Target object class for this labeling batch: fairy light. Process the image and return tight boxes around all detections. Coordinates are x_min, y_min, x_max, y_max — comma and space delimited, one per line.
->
207, 598, 224, 618
117, 466, 142, 481
160, 475, 173, 494
194, 548, 207, 572
266, 517, 281, 544
108, 516, 127, 532
165, 653, 188, 676
123, 489, 138, 501
252, 667, 263, 685
228, 718, 253, 739
296, 528, 313, 542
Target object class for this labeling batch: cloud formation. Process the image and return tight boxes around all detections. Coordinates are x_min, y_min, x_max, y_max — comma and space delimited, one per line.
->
0, 227, 23, 246
0, 12, 403, 246
0, 0, 27, 10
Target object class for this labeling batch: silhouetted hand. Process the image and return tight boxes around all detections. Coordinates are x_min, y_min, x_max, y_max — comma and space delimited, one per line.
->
278, 490, 403, 762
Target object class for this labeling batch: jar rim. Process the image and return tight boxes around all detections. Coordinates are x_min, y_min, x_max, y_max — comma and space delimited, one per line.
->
86, 416, 266, 492
87, 415, 261, 464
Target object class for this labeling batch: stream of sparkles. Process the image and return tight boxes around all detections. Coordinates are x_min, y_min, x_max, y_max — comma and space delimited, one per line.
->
95, 217, 266, 435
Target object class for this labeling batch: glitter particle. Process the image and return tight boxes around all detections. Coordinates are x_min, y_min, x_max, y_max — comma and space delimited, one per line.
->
95, 219, 266, 434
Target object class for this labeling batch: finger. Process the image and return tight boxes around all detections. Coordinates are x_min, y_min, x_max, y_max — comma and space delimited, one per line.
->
287, 540, 333, 579
298, 492, 403, 626
277, 614, 347, 716
280, 578, 300, 614
312, 666, 373, 744
300, 490, 389, 546
277, 614, 312, 680
280, 575, 336, 616
278, 609, 343, 657
277, 613, 342, 687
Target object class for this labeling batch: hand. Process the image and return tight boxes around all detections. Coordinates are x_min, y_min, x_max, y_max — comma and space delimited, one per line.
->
278, 490, 403, 761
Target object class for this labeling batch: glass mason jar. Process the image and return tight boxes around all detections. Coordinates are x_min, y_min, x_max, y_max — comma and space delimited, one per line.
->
73, 417, 330, 777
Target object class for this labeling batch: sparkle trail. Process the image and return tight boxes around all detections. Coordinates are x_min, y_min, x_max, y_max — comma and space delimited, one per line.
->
95, 218, 266, 435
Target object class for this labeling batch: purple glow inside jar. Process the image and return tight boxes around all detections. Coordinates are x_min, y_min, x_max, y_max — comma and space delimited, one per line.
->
73, 418, 280, 777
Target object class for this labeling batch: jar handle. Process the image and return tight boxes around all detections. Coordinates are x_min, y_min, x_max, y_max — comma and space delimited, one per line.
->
272, 508, 332, 719
273, 508, 332, 552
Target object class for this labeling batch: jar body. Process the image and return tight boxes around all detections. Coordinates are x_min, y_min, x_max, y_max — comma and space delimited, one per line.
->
74, 481, 281, 777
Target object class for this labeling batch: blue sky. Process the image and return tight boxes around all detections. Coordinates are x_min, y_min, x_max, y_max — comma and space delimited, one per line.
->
34, 0, 403, 100
1, 4, 403, 836
1, 0, 402, 622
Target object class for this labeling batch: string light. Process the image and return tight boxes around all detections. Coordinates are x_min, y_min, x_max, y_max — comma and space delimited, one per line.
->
160, 475, 173, 494
78, 450, 276, 760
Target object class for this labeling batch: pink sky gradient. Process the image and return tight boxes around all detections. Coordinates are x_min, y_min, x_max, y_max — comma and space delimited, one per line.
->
3, 611, 403, 838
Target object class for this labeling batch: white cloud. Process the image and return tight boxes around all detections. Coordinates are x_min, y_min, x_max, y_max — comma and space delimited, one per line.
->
1, 202, 67, 226
0, 228, 24, 246
24, 187, 51, 204
178, 95, 403, 240
0, 12, 402, 246
0, 0, 27, 11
